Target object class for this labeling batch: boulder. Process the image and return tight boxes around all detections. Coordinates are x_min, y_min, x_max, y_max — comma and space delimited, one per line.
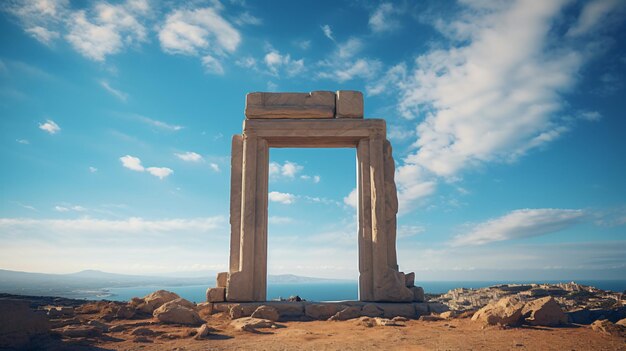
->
251, 305, 280, 322
206, 287, 226, 303
168, 298, 196, 309
101, 303, 135, 321
522, 297, 568, 326
590, 319, 626, 337
230, 317, 278, 332
153, 302, 204, 326
361, 304, 384, 318
329, 306, 362, 321
0, 300, 49, 349
305, 304, 346, 320
471, 296, 525, 326
138, 290, 180, 313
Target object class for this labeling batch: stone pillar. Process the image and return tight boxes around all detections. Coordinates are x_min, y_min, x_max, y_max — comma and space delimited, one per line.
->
369, 134, 389, 301
253, 138, 269, 301
226, 133, 257, 301
357, 139, 374, 301
383, 140, 399, 271
229, 135, 243, 273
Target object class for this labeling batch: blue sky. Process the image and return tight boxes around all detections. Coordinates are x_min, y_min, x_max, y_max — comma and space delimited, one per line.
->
1, 0, 625, 281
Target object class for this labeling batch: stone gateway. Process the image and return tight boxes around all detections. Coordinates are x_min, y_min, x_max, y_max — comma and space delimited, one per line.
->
208, 91, 419, 303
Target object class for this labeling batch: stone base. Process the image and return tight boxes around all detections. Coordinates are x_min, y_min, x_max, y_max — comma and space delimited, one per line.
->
210, 300, 449, 321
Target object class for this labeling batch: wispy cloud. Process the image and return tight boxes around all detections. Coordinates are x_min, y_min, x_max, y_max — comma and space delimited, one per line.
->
146, 167, 173, 180
451, 209, 585, 246
317, 37, 382, 82
369, 3, 399, 33
343, 188, 357, 209
39, 119, 60, 134
234, 12, 262, 26
175, 152, 203, 162
25, 26, 59, 45
321, 24, 334, 41
136, 115, 183, 131
99, 80, 128, 102
269, 191, 296, 205
16, 139, 30, 144
209, 163, 220, 172
89, 166, 98, 173
384, 0, 622, 211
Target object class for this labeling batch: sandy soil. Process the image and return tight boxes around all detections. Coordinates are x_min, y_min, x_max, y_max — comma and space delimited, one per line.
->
51, 313, 625, 351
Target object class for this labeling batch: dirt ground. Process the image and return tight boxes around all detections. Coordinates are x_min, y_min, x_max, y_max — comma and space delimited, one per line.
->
48, 312, 626, 351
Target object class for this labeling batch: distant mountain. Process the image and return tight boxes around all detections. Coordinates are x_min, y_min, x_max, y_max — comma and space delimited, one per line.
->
0, 269, 348, 298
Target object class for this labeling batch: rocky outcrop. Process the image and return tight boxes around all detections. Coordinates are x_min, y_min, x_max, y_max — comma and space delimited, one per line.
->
0, 300, 49, 349
522, 296, 568, 326
471, 296, 525, 326
590, 319, 626, 337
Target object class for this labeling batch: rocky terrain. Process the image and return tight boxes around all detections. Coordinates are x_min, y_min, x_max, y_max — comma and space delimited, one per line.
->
0, 282, 624, 350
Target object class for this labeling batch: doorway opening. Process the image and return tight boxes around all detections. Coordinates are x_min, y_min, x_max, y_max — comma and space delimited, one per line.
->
266, 147, 358, 301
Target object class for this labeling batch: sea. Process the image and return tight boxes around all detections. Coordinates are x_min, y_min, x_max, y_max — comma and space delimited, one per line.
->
83, 280, 626, 303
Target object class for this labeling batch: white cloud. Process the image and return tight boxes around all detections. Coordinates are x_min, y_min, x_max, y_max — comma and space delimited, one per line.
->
269, 161, 303, 179
343, 188, 358, 209
158, 6, 240, 73
25, 26, 59, 45
235, 56, 257, 69
135, 115, 183, 131
269, 191, 295, 205
317, 38, 382, 82
54, 206, 69, 212
209, 163, 220, 172
65, 4, 146, 62
369, 3, 399, 33
16, 139, 30, 144
389, 0, 615, 211
146, 167, 173, 180
321, 24, 334, 41
264, 50, 304, 77
39, 119, 60, 134
54, 205, 86, 212
99, 80, 128, 101
175, 152, 203, 162
452, 208, 585, 246
89, 166, 98, 173
120, 155, 144, 171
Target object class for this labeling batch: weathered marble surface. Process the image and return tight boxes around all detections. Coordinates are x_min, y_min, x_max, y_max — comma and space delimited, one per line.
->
336, 90, 363, 118
245, 91, 335, 119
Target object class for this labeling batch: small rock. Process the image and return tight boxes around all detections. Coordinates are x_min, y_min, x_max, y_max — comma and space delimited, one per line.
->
419, 315, 443, 322
329, 306, 362, 321
131, 327, 156, 336
194, 324, 211, 340
230, 317, 278, 332
61, 325, 102, 338
251, 305, 280, 322
376, 317, 404, 326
